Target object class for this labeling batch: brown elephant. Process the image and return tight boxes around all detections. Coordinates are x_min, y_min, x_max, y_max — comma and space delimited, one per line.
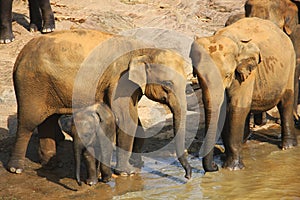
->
70, 103, 115, 186
245, 0, 299, 35
225, 0, 300, 126
245, 0, 300, 120
190, 18, 298, 172
8, 29, 192, 179
226, 0, 299, 32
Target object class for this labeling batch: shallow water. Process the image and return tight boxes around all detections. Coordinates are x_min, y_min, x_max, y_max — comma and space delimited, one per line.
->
50, 129, 299, 200
109, 127, 300, 200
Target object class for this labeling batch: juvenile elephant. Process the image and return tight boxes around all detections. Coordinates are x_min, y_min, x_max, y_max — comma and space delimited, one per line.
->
190, 18, 298, 172
0, 0, 55, 44
71, 103, 115, 186
8, 29, 192, 179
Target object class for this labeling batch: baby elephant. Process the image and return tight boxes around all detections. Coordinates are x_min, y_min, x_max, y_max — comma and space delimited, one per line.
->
71, 103, 115, 186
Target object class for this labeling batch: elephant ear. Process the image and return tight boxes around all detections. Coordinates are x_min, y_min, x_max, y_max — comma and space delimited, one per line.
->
283, 1, 298, 35
128, 55, 148, 93
236, 39, 261, 82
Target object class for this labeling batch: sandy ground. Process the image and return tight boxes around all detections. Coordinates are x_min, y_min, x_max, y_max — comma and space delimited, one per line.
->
3, 0, 299, 199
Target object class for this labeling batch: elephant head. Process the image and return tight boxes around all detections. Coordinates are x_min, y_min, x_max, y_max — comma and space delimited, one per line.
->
190, 34, 261, 172
245, 0, 299, 35
127, 48, 192, 179
72, 103, 115, 185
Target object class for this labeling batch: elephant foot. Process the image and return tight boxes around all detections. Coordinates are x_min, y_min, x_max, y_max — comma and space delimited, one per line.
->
42, 16, 55, 33
0, 30, 15, 44
223, 158, 244, 171
114, 165, 138, 176
42, 24, 55, 33
86, 177, 98, 186
7, 158, 24, 174
282, 138, 298, 150
100, 175, 112, 183
129, 154, 144, 169
29, 23, 40, 33
203, 161, 219, 172
29, 22, 55, 33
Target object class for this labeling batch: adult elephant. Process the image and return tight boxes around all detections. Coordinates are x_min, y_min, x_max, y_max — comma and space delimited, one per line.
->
225, 0, 300, 126
226, 0, 299, 32
245, 0, 299, 35
8, 29, 192, 179
190, 18, 298, 172
0, 0, 55, 44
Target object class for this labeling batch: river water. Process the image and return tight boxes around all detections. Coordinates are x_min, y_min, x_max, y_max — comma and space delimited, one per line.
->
81, 123, 300, 200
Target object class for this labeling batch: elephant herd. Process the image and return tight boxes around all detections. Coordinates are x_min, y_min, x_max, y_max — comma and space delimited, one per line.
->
3, 0, 300, 186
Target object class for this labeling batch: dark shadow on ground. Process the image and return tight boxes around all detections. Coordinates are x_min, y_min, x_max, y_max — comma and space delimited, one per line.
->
13, 12, 30, 31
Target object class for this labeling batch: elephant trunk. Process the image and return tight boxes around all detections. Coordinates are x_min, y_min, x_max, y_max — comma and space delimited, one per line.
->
169, 91, 192, 179
190, 41, 226, 172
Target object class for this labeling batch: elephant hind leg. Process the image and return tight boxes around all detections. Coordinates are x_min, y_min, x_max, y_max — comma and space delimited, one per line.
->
277, 90, 298, 149
37, 114, 64, 169
7, 126, 35, 173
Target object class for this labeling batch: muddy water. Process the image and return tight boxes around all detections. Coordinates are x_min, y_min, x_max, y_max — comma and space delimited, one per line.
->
73, 125, 300, 200
112, 131, 300, 199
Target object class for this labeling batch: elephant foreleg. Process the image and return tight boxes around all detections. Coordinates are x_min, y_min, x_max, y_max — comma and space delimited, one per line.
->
98, 127, 114, 183
130, 118, 145, 168
277, 90, 298, 149
223, 106, 250, 170
114, 99, 138, 176
83, 148, 98, 186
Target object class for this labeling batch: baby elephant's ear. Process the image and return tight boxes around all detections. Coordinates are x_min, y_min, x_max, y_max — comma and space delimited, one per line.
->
128, 55, 148, 92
